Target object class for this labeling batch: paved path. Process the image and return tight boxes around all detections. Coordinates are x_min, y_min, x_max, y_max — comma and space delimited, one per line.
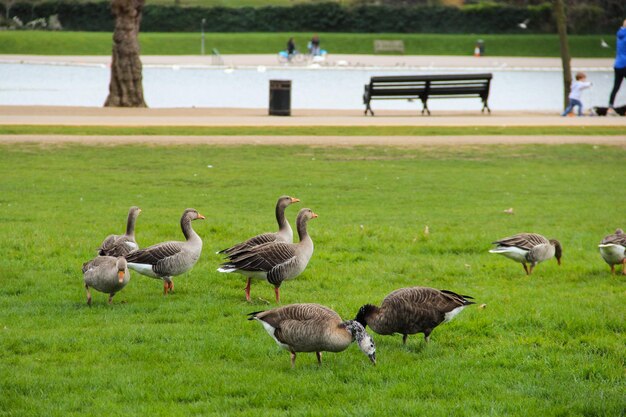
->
0, 54, 614, 70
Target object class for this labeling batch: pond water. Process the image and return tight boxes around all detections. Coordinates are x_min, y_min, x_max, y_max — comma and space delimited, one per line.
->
0, 63, 623, 112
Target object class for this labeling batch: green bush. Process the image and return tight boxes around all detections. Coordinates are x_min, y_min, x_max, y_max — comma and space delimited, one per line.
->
0, 1, 618, 33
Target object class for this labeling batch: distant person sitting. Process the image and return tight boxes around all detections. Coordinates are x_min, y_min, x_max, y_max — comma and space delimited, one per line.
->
308, 34, 321, 56
607, 19, 626, 115
287, 37, 296, 61
561, 72, 592, 117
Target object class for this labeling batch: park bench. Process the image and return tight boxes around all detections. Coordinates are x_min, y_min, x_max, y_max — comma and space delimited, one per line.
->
363, 73, 492, 116
373, 40, 405, 54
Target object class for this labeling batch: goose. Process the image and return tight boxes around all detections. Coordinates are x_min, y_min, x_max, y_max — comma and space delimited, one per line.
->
489, 233, 562, 275
98, 206, 142, 257
218, 208, 317, 303
82, 256, 130, 305
125, 208, 205, 295
598, 228, 626, 275
248, 303, 376, 367
355, 286, 475, 345
218, 195, 300, 256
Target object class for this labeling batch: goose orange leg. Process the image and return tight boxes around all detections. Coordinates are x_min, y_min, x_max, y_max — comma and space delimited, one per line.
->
245, 278, 252, 302
85, 285, 92, 306
522, 263, 530, 275
290, 351, 297, 368
622, 259, 626, 275
108, 293, 115, 304
274, 287, 281, 304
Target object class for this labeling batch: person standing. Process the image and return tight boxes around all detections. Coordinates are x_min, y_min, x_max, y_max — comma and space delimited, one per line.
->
561, 72, 592, 117
287, 37, 296, 61
608, 19, 626, 115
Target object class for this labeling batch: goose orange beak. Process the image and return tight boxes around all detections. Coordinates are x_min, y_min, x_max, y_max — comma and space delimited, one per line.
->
291, 197, 300, 203
118, 270, 125, 283
197, 213, 206, 220
312, 212, 318, 218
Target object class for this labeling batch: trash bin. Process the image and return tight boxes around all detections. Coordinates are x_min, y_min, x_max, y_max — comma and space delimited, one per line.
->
269, 80, 291, 116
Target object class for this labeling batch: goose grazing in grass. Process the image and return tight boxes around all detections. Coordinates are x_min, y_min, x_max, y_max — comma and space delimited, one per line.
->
82, 256, 130, 305
98, 206, 142, 257
218, 208, 317, 303
218, 195, 300, 256
598, 228, 626, 275
125, 208, 205, 295
248, 303, 376, 367
355, 286, 475, 345
489, 233, 562, 275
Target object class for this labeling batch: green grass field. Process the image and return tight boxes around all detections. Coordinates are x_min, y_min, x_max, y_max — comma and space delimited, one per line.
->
0, 31, 616, 57
0, 142, 624, 416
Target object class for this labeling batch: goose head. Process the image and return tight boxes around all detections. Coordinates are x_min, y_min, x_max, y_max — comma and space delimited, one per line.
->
129, 206, 142, 218
278, 195, 300, 208
344, 320, 376, 365
297, 208, 318, 223
615, 228, 624, 235
182, 208, 205, 221
116, 257, 128, 283
550, 239, 562, 265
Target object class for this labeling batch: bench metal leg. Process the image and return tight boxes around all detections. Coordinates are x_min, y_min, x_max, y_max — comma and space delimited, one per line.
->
364, 101, 374, 116
421, 101, 431, 116
482, 101, 491, 114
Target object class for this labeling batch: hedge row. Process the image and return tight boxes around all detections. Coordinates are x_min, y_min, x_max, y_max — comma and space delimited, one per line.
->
1, 1, 618, 34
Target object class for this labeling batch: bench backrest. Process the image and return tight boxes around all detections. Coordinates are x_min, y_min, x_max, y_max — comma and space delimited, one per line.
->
373, 40, 405, 53
367, 73, 492, 98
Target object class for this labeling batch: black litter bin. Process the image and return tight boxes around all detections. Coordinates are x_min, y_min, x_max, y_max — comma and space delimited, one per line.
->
269, 80, 291, 116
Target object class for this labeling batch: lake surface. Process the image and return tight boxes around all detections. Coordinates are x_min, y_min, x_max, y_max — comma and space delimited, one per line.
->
1, 63, 623, 112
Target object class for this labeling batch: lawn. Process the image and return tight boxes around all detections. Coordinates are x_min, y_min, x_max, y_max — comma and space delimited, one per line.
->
0, 31, 617, 57
0, 143, 624, 416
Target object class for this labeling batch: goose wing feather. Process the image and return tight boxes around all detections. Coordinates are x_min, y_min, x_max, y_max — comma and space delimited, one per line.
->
493, 233, 548, 250
601, 232, 626, 246
125, 241, 183, 265
219, 232, 278, 255
223, 242, 297, 272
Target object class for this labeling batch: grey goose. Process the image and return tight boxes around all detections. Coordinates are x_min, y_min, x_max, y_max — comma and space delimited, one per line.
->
218, 208, 317, 303
489, 233, 562, 275
249, 303, 376, 367
356, 286, 475, 345
98, 206, 142, 257
218, 195, 300, 256
598, 228, 626, 275
125, 208, 204, 295
82, 256, 130, 305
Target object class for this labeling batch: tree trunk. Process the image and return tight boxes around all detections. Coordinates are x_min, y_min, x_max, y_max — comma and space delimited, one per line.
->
104, 0, 147, 107
553, 0, 571, 109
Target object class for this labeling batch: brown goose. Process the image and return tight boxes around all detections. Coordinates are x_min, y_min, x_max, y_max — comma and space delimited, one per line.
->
248, 303, 376, 367
82, 256, 130, 305
489, 232, 562, 275
98, 206, 142, 257
598, 228, 626, 275
218, 195, 300, 256
218, 208, 317, 303
125, 208, 204, 295
355, 287, 475, 345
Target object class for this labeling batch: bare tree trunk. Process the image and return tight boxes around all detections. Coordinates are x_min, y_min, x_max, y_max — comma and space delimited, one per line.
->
104, 0, 147, 107
553, 0, 571, 109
